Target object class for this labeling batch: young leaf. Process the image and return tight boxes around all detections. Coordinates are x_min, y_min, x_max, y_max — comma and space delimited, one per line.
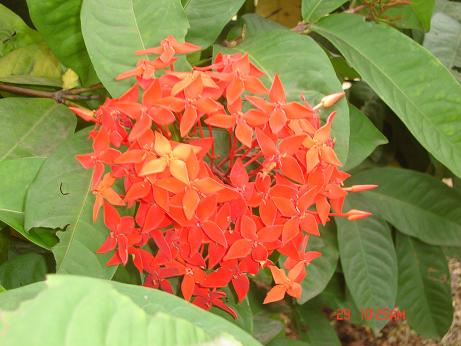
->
346, 167, 461, 246
0, 275, 261, 346
336, 204, 398, 333
81, 0, 189, 96
24, 130, 116, 279
302, 0, 348, 23
27, 0, 98, 85
0, 253, 46, 289
313, 14, 461, 178
0, 98, 76, 161
184, 0, 245, 48
396, 232, 453, 339
216, 14, 349, 162
343, 104, 387, 170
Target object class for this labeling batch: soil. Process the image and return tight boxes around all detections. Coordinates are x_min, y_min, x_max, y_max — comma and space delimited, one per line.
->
333, 258, 461, 346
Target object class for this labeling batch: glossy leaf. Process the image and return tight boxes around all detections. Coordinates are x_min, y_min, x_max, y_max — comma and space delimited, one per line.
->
313, 14, 461, 178
396, 232, 453, 339
336, 201, 398, 332
347, 167, 461, 246
298, 223, 338, 304
27, 0, 97, 85
424, 9, 461, 81
343, 104, 387, 170
81, 0, 189, 96
0, 157, 55, 249
24, 130, 116, 279
0, 275, 261, 346
217, 14, 349, 162
0, 98, 76, 161
302, 0, 347, 23
185, 0, 245, 47
0, 253, 46, 289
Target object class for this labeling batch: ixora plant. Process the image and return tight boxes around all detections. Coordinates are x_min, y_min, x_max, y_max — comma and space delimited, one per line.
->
1, 0, 461, 345
70, 35, 374, 315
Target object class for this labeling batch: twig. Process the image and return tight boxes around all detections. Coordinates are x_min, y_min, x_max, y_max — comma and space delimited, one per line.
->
0, 82, 103, 104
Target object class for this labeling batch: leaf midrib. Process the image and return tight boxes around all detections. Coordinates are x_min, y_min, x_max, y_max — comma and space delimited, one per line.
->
313, 20, 460, 170
54, 181, 92, 272
364, 190, 461, 233
0, 103, 58, 160
403, 238, 440, 335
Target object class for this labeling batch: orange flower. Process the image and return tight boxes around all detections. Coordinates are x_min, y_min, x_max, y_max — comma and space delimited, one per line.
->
263, 262, 306, 303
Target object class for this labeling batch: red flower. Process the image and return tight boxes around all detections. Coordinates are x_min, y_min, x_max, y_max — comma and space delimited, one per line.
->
72, 35, 373, 318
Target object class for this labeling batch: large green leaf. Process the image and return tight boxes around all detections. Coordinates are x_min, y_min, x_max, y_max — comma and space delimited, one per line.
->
0, 275, 243, 346
27, 0, 97, 85
313, 14, 461, 178
298, 223, 338, 304
346, 167, 461, 246
396, 232, 453, 339
185, 0, 245, 48
336, 202, 398, 332
24, 130, 116, 279
0, 275, 261, 346
0, 157, 55, 249
81, 0, 189, 96
424, 8, 461, 81
301, 0, 347, 23
0, 98, 76, 160
217, 14, 349, 162
0, 253, 46, 289
343, 104, 387, 170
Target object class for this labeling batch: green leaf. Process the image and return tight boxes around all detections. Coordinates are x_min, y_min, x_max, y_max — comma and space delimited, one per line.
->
252, 312, 284, 344
0, 3, 41, 56
346, 167, 461, 246
216, 14, 349, 162
0, 42, 62, 87
0, 275, 261, 345
313, 14, 461, 178
297, 299, 341, 346
301, 0, 348, 23
0, 253, 46, 289
443, 246, 461, 261
298, 223, 338, 304
396, 232, 453, 339
0, 98, 76, 160
27, 0, 97, 85
336, 202, 398, 332
24, 130, 116, 279
81, 0, 189, 96
410, 0, 436, 31
0, 275, 247, 346
185, 0, 245, 48
0, 4, 62, 86
343, 104, 387, 170
0, 157, 56, 249
424, 10, 461, 82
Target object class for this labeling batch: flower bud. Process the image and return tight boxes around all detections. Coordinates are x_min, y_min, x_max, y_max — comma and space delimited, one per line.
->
320, 91, 346, 108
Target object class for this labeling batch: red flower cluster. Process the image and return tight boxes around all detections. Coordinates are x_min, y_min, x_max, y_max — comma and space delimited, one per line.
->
70, 35, 375, 317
